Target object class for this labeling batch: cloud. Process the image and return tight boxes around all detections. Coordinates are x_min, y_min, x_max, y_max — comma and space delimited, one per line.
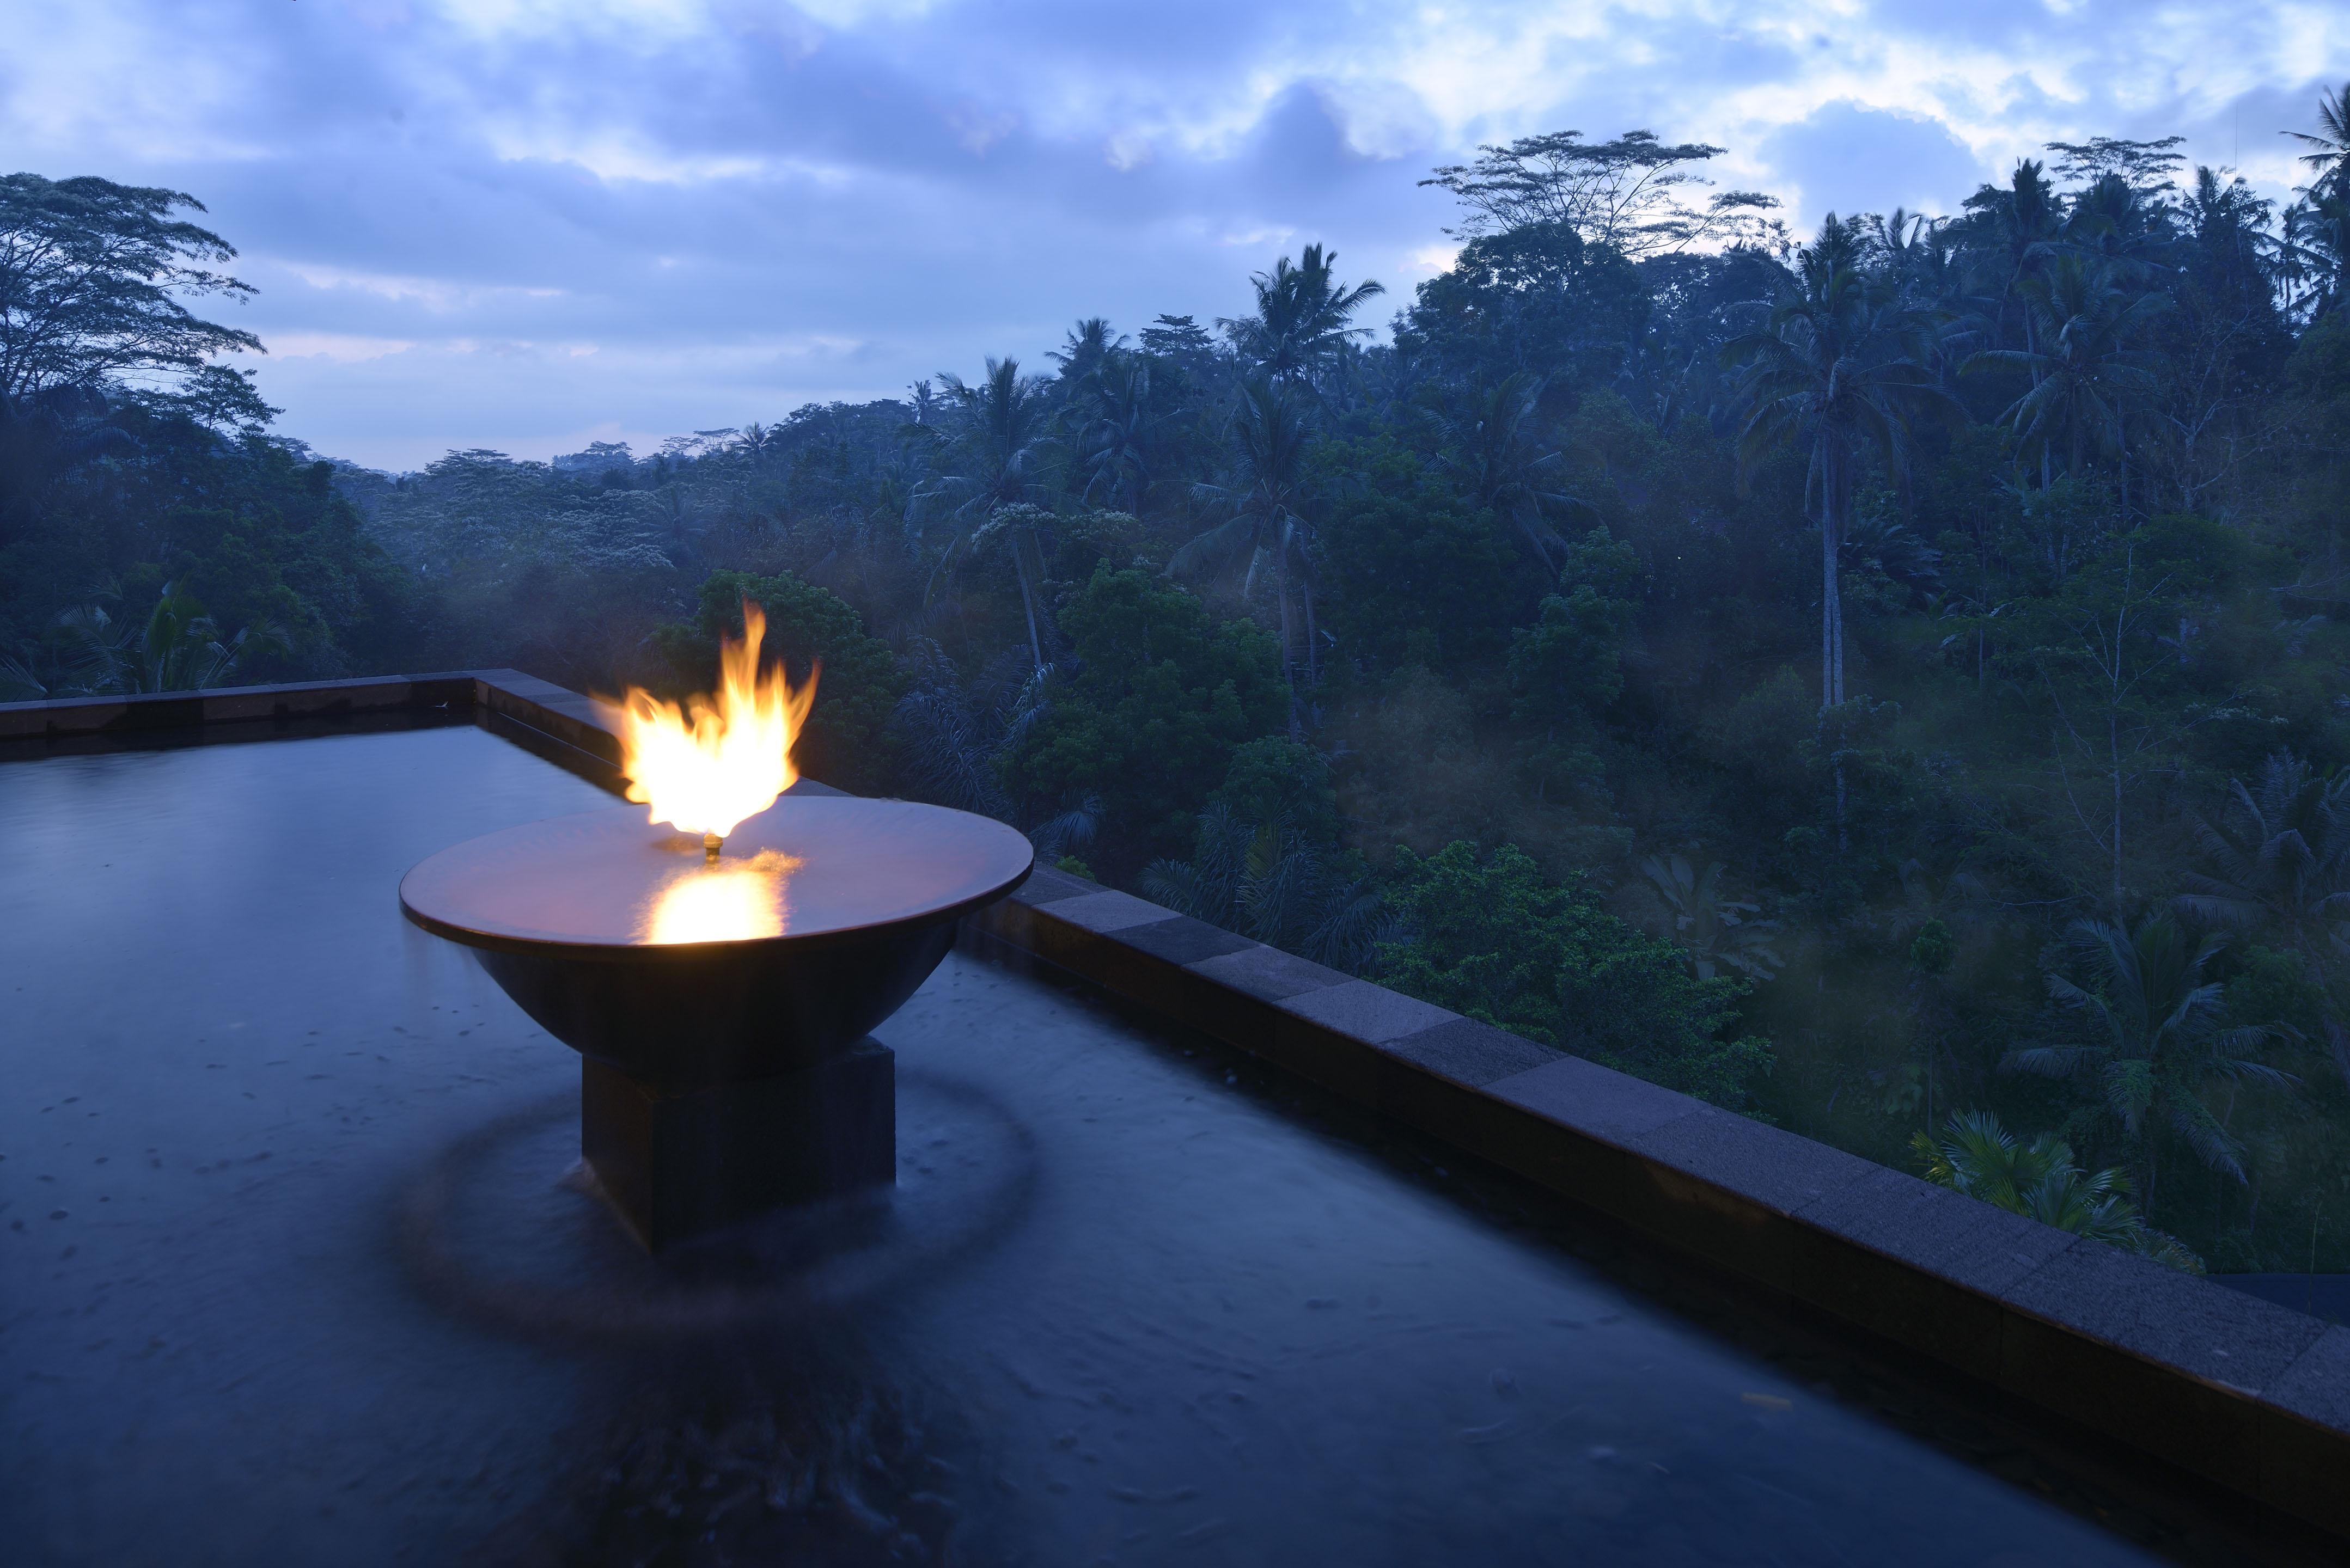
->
2, 0, 2345, 468
1763, 102, 1991, 225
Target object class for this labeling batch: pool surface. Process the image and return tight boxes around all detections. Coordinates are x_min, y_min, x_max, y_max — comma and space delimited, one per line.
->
0, 726, 2280, 1564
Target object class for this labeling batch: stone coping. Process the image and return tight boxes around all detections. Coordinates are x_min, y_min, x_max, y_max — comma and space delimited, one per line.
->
0, 670, 495, 739
5, 671, 2345, 1541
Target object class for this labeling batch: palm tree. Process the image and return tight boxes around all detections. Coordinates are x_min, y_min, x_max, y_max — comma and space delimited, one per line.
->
1912, 1111, 2201, 1271
911, 358, 1059, 671
1965, 254, 2166, 506
2058, 173, 2175, 282
1427, 372, 1593, 572
2004, 913, 2294, 1211
2286, 193, 2350, 321
1048, 317, 1124, 388
53, 580, 259, 693
1142, 802, 1391, 970
2286, 80, 2350, 204
1723, 217, 1958, 718
2176, 751, 2350, 956
1076, 356, 1159, 512
1173, 378, 1318, 732
1640, 854, 1784, 982
1220, 244, 1385, 383
1961, 159, 2067, 348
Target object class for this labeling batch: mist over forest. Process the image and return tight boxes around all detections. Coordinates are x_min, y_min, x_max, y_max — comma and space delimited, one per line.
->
9, 91, 2350, 1275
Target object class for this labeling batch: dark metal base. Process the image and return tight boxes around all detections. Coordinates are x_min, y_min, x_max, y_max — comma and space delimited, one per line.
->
580, 1039, 896, 1251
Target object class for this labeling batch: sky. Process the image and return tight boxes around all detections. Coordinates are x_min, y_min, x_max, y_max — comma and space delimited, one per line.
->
5, 1, 2347, 471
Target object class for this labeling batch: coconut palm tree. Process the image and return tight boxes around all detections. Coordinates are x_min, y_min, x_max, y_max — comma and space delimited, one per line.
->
1960, 158, 2067, 347
912, 358, 1060, 670
1912, 1110, 2201, 1271
1723, 217, 1959, 715
2004, 913, 2294, 1210
1220, 244, 1385, 383
2286, 193, 2350, 321
1640, 853, 1784, 982
1173, 377, 1319, 731
2176, 751, 2350, 956
1142, 802, 1391, 970
53, 580, 259, 693
1076, 356, 1159, 512
1048, 317, 1125, 389
1426, 371, 1594, 573
2286, 80, 2350, 204
1965, 254, 2166, 504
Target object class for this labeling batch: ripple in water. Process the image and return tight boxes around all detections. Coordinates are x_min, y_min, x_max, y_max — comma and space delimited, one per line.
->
400, 1068, 1036, 1341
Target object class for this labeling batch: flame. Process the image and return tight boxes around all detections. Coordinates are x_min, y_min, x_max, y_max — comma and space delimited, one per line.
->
615, 603, 818, 843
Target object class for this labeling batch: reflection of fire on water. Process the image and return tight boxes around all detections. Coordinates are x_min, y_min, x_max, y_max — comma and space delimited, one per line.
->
613, 603, 817, 855
644, 849, 804, 944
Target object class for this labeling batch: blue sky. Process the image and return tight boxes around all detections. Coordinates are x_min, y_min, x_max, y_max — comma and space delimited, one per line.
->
6, 0, 2346, 470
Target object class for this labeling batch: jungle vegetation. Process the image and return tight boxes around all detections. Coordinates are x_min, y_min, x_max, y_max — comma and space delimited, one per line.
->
9, 95, 2350, 1271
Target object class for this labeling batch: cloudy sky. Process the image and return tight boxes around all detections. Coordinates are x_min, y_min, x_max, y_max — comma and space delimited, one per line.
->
7, 0, 2346, 470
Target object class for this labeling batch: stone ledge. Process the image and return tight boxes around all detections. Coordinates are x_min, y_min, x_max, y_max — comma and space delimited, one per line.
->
0, 672, 479, 739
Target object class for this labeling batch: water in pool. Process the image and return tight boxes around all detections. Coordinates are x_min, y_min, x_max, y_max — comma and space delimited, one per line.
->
0, 725, 2264, 1564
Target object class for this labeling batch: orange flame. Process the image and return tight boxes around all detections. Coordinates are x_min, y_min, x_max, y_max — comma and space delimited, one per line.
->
615, 603, 818, 843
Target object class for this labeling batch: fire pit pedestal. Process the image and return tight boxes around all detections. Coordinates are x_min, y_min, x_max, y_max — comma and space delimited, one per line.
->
576, 1042, 895, 1248
400, 795, 1033, 1250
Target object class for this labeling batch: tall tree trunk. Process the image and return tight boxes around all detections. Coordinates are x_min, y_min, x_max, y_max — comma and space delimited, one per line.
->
1012, 548, 1045, 674
1820, 506, 1841, 708
1278, 574, 1301, 739
1821, 441, 1849, 850
2109, 705, 2125, 908
1301, 580, 1320, 691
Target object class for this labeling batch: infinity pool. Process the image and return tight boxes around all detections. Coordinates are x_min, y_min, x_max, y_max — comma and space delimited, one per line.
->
0, 724, 2267, 1564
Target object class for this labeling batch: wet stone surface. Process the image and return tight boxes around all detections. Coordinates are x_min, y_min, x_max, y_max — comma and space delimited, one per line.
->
0, 725, 2274, 1565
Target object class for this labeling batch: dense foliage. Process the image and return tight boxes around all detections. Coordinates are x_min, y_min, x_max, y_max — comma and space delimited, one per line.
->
11, 93, 2350, 1266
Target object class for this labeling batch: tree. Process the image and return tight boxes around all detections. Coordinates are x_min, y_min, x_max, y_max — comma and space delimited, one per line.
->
1048, 316, 1124, 388
0, 173, 263, 404
1219, 244, 1383, 383
1398, 221, 1651, 388
1425, 371, 1592, 572
1966, 254, 2166, 504
1073, 355, 1159, 512
911, 358, 1060, 670
1419, 130, 1780, 255
2177, 751, 2350, 957
2285, 81, 2350, 205
1313, 437, 1520, 674
1639, 854, 1784, 982
1377, 841, 1772, 1107
2029, 546, 2177, 905
50, 579, 262, 693
998, 565, 1285, 866
2046, 136, 2188, 197
2148, 169, 2291, 510
1506, 525, 1641, 803
1723, 218, 1959, 758
2005, 913, 2294, 1210
1141, 799, 1387, 971
1912, 1111, 2201, 1271
1173, 378, 1320, 730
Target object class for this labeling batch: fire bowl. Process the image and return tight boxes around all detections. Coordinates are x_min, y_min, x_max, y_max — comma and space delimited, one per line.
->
399, 794, 1033, 1248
